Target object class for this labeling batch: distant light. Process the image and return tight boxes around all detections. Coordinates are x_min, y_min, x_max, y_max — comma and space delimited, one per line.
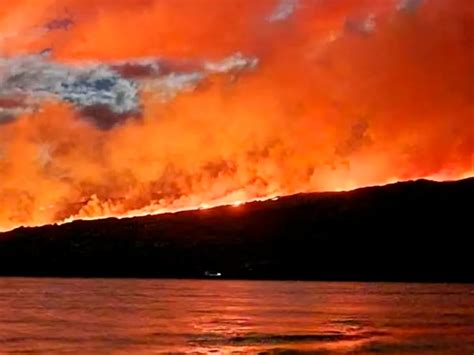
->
232, 201, 243, 207
204, 271, 222, 277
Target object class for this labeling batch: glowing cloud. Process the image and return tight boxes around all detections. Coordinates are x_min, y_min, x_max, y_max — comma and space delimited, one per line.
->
0, 0, 472, 231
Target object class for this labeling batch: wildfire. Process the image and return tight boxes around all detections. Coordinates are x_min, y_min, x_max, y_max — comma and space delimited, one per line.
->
0, 0, 472, 232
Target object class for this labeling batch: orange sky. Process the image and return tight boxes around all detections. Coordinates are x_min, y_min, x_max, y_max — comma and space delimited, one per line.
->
0, 0, 473, 231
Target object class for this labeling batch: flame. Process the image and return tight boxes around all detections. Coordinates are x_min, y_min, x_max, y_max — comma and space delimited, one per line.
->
0, 0, 473, 232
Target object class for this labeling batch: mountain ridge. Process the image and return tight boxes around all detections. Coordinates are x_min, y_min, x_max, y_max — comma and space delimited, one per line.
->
1, 177, 472, 282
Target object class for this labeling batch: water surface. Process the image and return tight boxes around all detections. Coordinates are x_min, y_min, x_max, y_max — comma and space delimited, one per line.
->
0, 279, 473, 354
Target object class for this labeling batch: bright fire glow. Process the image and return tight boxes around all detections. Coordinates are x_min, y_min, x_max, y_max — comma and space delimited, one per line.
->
0, 0, 472, 232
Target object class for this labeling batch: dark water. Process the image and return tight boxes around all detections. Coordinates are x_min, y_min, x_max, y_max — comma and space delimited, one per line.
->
0, 279, 473, 354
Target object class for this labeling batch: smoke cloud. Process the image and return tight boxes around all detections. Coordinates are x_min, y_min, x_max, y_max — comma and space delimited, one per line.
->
0, 0, 472, 230
0, 52, 257, 128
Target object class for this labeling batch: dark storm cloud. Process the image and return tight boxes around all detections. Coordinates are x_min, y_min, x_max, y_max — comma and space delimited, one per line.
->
0, 54, 140, 119
0, 53, 258, 129
111, 59, 161, 79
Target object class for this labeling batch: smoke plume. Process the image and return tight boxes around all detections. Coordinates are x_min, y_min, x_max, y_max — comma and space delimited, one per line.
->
0, 0, 472, 230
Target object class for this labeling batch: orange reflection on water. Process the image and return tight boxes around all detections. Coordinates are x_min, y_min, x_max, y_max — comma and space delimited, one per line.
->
0, 279, 473, 354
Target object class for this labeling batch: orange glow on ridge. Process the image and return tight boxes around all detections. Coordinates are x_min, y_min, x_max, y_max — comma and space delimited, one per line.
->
0, 0, 472, 232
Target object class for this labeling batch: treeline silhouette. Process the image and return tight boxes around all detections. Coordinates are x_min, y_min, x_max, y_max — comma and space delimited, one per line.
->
0, 178, 472, 282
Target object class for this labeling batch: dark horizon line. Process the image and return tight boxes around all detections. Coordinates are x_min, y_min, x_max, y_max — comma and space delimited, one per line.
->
3, 175, 473, 235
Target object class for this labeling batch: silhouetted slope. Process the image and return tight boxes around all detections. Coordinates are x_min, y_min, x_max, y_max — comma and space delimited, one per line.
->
0, 178, 472, 281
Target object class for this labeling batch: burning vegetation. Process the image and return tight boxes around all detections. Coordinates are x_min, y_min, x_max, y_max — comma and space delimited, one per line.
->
0, 0, 473, 231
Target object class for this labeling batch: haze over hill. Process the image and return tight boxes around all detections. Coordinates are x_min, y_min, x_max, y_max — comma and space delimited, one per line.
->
1, 0, 473, 231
